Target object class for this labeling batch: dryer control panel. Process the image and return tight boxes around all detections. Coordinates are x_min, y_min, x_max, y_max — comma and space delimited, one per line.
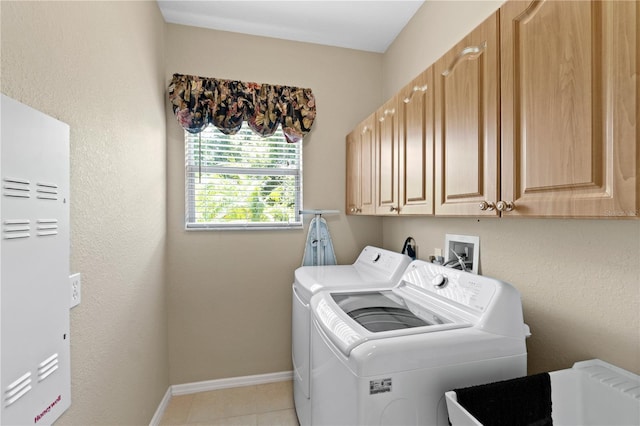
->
353, 246, 412, 281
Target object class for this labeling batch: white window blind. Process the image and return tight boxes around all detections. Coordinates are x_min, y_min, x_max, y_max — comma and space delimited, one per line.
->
185, 123, 302, 230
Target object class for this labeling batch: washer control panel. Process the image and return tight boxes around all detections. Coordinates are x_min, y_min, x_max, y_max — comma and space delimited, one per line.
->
402, 262, 498, 313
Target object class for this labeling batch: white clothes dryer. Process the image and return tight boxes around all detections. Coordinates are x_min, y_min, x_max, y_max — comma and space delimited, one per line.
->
292, 246, 411, 425
310, 260, 531, 426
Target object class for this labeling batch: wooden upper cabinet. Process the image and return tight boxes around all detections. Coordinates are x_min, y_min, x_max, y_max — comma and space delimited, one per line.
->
500, 0, 638, 218
346, 0, 637, 219
346, 113, 376, 215
375, 96, 400, 215
373, 68, 434, 217
434, 12, 500, 216
398, 67, 434, 215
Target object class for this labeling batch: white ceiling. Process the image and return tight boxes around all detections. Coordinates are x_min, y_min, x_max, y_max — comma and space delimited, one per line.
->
157, 1, 426, 53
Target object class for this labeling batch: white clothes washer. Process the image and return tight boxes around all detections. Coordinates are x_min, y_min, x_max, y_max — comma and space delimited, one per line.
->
310, 260, 531, 426
292, 246, 412, 425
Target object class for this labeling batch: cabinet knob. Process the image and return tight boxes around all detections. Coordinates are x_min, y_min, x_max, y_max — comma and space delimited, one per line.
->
389, 206, 399, 212
496, 201, 515, 212
479, 201, 496, 211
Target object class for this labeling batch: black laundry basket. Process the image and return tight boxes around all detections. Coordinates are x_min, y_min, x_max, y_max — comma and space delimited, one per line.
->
446, 373, 552, 426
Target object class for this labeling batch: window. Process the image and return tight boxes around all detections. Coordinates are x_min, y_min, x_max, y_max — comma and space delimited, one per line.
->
185, 123, 302, 230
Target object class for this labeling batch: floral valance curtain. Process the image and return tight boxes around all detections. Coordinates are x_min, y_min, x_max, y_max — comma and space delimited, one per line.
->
168, 73, 316, 143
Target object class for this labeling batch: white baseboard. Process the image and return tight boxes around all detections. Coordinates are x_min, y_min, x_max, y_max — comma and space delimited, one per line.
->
172, 370, 293, 396
149, 387, 172, 426
150, 371, 293, 425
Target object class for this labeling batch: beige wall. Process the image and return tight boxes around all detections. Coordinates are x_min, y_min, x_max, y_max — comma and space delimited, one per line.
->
382, 0, 505, 99
1, 1, 169, 424
382, 1, 640, 375
165, 24, 383, 384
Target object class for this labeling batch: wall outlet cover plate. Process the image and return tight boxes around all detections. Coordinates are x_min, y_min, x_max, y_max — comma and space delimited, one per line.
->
70, 273, 81, 308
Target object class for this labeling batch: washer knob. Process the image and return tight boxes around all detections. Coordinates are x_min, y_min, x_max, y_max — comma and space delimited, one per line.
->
432, 274, 448, 288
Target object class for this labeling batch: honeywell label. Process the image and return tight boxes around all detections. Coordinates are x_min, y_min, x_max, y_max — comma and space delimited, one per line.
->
369, 378, 392, 395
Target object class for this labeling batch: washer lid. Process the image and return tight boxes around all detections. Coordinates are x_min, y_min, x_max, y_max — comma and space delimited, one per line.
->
312, 290, 470, 356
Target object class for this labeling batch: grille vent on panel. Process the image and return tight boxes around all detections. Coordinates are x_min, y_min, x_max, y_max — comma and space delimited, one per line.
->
37, 219, 58, 237
3, 177, 30, 199
37, 353, 59, 382
4, 371, 32, 407
36, 182, 59, 201
2, 177, 61, 239
3, 219, 31, 240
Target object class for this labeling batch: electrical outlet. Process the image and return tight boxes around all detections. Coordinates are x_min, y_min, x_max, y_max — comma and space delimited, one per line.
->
70, 273, 81, 308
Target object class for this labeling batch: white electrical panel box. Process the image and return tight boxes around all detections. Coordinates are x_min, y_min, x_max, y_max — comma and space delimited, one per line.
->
0, 94, 71, 424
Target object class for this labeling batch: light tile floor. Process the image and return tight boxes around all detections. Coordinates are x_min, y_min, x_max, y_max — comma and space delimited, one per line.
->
160, 380, 299, 426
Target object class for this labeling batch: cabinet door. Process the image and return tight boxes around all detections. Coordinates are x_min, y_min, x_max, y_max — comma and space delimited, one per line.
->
398, 67, 434, 215
345, 130, 360, 215
346, 115, 376, 215
376, 96, 400, 215
434, 12, 500, 216
359, 114, 376, 215
500, 0, 638, 218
